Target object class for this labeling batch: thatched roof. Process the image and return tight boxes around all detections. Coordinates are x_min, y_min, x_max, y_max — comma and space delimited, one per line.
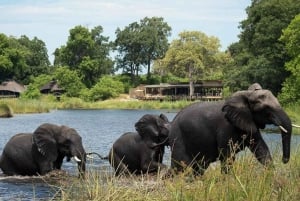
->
40, 80, 64, 94
0, 80, 25, 93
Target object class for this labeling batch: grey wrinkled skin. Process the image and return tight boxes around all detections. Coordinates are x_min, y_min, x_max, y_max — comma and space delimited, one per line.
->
169, 83, 292, 175
0, 123, 86, 177
108, 113, 170, 175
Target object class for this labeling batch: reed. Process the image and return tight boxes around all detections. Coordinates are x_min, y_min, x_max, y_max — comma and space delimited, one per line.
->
56, 148, 300, 201
0, 103, 13, 117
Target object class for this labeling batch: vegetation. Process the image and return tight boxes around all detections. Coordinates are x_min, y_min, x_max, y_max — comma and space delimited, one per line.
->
224, 0, 300, 95
155, 31, 228, 96
115, 16, 171, 82
53, 148, 300, 200
0, 103, 13, 117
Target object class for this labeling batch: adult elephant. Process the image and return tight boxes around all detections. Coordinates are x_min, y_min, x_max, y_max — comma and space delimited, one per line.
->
169, 83, 292, 175
109, 113, 170, 175
0, 123, 86, 177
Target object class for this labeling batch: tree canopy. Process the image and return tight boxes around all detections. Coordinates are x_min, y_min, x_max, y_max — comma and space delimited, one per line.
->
0, 34, 50, 84
156, 31, 225, 96
114, 16, 171, 83
54, 25, 114, 88
224, 0, 300, 94
278, 14, 300, 104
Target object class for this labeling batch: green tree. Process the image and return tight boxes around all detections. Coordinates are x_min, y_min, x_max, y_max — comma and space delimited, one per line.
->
159, 31, 224, 96
21, 74, 53, 99
225, 0, 300, 94
18, 35, 50, 82
115, 17, 171, 82
89, 76, 124, 101
53, 66, 86, 97
54, 25, 114, 88
278, 14, 300, 104
0, 34, 50, 84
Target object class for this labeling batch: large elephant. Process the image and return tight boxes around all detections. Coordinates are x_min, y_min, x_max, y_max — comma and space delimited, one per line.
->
109, 113, 170, 175
0, 123, 86, 177
169, 83, 292, 175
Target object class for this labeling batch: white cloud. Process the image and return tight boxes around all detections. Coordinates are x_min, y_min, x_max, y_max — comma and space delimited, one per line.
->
0, 0, 251, 63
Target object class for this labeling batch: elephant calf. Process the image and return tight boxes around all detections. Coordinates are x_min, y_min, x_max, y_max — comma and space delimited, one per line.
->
0, 123, 86, 176
108, 113, 170, 175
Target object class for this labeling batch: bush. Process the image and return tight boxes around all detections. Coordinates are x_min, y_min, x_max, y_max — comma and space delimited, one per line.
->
89, 76, 124, 101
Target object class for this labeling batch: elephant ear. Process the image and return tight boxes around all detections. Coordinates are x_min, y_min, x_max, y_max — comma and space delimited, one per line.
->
222, 91, 258, 134
32, 123, 58, 161
135, 114, 159, 139
159, 113, 169, 123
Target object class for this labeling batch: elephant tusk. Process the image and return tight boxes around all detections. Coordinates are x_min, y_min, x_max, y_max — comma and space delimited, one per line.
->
279, 125, 288, 133
86, 154, 94, 159
292, 124, 300, 128
73, 156, 81, 162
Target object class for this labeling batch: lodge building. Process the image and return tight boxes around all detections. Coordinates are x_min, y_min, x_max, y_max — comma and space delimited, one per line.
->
130, 80, 223, 101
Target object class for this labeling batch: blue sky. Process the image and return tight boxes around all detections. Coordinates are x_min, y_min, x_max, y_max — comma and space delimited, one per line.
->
0, 0, 251, 63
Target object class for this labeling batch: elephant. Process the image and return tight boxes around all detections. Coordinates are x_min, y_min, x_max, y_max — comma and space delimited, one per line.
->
168, 83, 292, 175
0, 123, 86, 177
108, 113, 170, 175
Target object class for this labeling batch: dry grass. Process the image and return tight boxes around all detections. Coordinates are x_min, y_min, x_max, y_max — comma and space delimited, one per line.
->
53, 148, 300, 201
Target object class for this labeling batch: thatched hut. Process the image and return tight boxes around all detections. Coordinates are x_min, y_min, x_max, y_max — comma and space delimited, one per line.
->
40, 80, 64, 95
0, 80, 25, 98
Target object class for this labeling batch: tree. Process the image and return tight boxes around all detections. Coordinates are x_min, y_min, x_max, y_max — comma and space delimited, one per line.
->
53, 66, 86, 97
115, 17, 171, 82
159, 31, 224, 96
18, 35, 50, 81
0, 34, 50, 84
89, 76, 124, 101
278, 14, 300, 104
54, 25, 114, 88
225, 0, 300, 94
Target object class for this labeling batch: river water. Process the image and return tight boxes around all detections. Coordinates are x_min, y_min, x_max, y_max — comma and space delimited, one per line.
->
0, 109, 299, 200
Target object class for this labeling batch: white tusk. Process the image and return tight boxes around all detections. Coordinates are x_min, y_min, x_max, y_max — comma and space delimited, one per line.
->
73, 156, 81, 162
292, 124, 300, 128
279, 125, 288, 133
86, 155, 94, 159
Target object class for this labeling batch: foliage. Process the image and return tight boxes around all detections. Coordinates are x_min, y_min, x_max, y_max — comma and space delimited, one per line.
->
58, 149, 300, 201
54, 25, 114, 88
114, 17, 171, 82
53, 66, 86, 97
89, 76, 124, 101
278, 14, 300, 104
225, 0, 300, 94
21, 74, 53, 99
158, 31, 226, 95
0, 33, 50, 84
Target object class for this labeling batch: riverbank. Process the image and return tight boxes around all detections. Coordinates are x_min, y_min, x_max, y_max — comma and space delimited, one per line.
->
1, 96, 300, 134
58, 148, 300, 200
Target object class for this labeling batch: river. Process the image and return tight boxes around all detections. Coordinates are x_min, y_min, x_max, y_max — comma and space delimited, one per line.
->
0, 109, 299, 200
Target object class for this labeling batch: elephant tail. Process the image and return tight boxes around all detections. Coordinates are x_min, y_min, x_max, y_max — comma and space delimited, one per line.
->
86, 152, 108, 160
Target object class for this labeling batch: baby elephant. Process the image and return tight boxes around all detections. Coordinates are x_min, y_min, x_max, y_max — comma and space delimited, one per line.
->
0, 123, 86, 177
109, 113, 170, 175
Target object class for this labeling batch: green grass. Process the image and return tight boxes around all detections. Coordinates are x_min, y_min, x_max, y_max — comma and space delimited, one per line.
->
54, 148, 300, 201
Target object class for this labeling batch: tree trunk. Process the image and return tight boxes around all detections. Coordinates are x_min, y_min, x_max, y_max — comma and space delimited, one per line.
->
188, 65, 194, 98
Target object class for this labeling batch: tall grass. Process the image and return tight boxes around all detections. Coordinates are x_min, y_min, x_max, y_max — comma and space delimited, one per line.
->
56, 148, 300, 201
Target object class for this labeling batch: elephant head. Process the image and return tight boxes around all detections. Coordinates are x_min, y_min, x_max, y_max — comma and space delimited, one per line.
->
222, 83, 292, 164
135, 113, 170, 147
33, 123, 86, 176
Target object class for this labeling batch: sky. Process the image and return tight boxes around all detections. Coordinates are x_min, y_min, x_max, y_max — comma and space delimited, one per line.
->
0, 0, 251, 64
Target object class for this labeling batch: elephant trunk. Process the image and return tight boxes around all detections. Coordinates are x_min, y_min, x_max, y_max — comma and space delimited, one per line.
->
272, 109, 292, 164
72, 146, 86, 177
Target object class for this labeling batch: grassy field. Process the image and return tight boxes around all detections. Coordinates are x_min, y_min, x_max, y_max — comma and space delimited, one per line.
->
54, 148, 300, 201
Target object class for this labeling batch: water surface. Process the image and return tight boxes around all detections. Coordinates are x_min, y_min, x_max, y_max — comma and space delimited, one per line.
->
0, 109, 299, 200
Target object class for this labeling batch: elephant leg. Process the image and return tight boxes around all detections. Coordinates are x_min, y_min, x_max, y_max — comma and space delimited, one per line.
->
219, 148, 236, 174
110, 153, 130, 175
53, 155, 64, 169
248, 137, 272, 166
